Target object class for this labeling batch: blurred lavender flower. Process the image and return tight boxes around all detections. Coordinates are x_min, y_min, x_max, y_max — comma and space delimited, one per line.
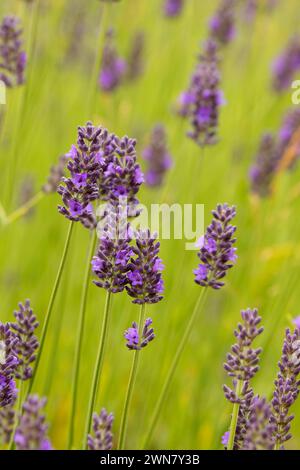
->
271, 328, 300, 448
277, 108, 300, 167
0, 322, 18, 408
209, 0, 236, 46
11, 300, 39, 381
92, 211, 132, 293
127, 31, 145, 81
221, 431, 229, 447
272, 36, 300, 92
43, 155, 68, 194
184, 40, 223, 147
0, 16, 26, 88
293, 316, 300, 330
18, 175, 35, 219
0, 401, 15, 444
194, 203, 237, 290
243, 396, 275, 450
124, 318, 155, 350
164, 0, 184, 17
87, 408, 114, 450
99, 29, 126, 92
142, 124, 172, 187
14, 394, 52, 450
249, 133, 280, 197
126, 229, 164, 304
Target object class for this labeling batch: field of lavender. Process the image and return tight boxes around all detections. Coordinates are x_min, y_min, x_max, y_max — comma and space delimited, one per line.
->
1, 0, 300, 452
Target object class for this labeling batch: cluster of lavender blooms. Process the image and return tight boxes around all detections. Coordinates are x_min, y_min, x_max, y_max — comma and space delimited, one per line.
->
164, 0, 184, 18
125, 318, 155, 350
58, 122, 144, 229
272, 36, 300, 92
179, 40, 223, 147
43, 155, 68, 194
223, 310, 300, 450
11, 300, 39, 381
142, 124, 172, 187
14, 395, 52, 450
0, 16, 26, 88
194, 204, 237, 290
99, 29, 126, 92
87, 408, 114, 450
208, 0, 236, 46
127, 32, 145, 81
250, 108, 300, 196
0, 322, 18, 408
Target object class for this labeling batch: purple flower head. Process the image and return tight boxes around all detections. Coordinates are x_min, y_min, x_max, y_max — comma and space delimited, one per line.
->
243, 396, 276, 450
277, 108, 300, 168
185, 40, 223, 147
99, 29, 126, 92
208, 0, 236, 46
194, 203, 237, 290
127, 31, 145, 81
272, 36, 300, 92
126, 229, 164, 304
87, 408, 114, 450
249, 133, 280, 197
0, 322, 18, 408
14, 394, 52, 450
11, 300, 39, 381
221, 431, 229, 447
0, 16, 26, 87
270, 328, 300, 448
164, 0, 184, 18
142, 124, 172, 187
124, 318, 155, 350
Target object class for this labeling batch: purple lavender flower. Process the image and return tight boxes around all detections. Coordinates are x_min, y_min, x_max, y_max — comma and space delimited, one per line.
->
142, 124, 172, 187
184, 40, 223, 147
249, 133, 280, 197
194, 203, 237, 290
0, 322, 18, 408
0, 402, 15, 444
124, 318, 155, 350
43, 154, 68, 194
272, 36, 300, 92
293, 316, 300, 330
14, 394, 52, 450
221, 430, 229, 447
242, 396, 275, 450
277, 108, 300, 168
87, 408, 114, 450
0, 16, 26, 88
270, 328, 300, 448
209, 0, 236, 46
11, 300, 39, 381
126, 229, 164, 304
99, 29, 126, 92
164, 0, 184, 17
127, 31, 145, 81
223, 309, 264, 450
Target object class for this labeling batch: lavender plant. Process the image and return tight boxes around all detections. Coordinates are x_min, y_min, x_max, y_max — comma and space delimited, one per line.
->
0, 16, 26, 88
208, 0, 236, 46
87, 408, 114, 450
164, 0, 184, 18
249, 133, 279, 197
272, 36, 300, 92
142, 124, 172, 187
124, 318, 155, 350
99, 29, 126, 92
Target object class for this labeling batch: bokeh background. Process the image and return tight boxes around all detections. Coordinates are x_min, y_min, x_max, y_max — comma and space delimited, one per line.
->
1, 0, 300, 450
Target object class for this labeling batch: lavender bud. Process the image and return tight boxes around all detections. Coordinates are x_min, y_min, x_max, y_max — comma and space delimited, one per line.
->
0, 16, 26, 88
99, 29, 126, 92
243, 396, 275, 450
142, 124, 172, 187
194, 203, 237, 290
277, 108, 300, 168
208, 0, 236, 46
249, 133, 280, 197
43, 155, 68, 194
124, 318, 155, 350
87, 408, 114, 450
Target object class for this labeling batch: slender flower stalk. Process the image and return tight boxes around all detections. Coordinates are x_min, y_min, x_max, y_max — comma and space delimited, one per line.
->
27, 221, 74, 395
4, 191, 44, 225
118, 303, 145, 450
68, 229, 97, 450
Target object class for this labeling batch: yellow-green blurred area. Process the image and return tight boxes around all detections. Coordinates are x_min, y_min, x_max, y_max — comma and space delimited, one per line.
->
1, 0, 300, 450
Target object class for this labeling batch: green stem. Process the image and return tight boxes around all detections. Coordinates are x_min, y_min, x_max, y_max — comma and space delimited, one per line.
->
227, 380, 243, 451
8, 379, 23, 450
82, 289, 112, 449
27, 221, 74, 395
0, 201, 7, 225
5, 191, 44, 225
118, 303, 145, 450
68, 229, 97, 450
142, 289, 207, 449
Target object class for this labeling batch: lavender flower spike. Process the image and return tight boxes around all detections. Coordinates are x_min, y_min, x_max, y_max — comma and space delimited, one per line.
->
271, 328, 300, 449
11, 300, 39, 381
194, 203, 237, 290
243, 396, 275, 450
249, 133, 279, 197
87, 408, 114, 450
99, 29, 126, 92
125, 318, 155, 350
14, 394, 52, 450
0, 322, 18, 408
272, 36, 300, 92
127, 31, 145, 81
126, 229, 164, 304
142, 124, 172, 187
164, 0, 184, 17
43, 154, 68, 194
0, 402, 15, 444
0, 16, 26, 88
209, 0, 236, 46
277, 108, 300, 168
